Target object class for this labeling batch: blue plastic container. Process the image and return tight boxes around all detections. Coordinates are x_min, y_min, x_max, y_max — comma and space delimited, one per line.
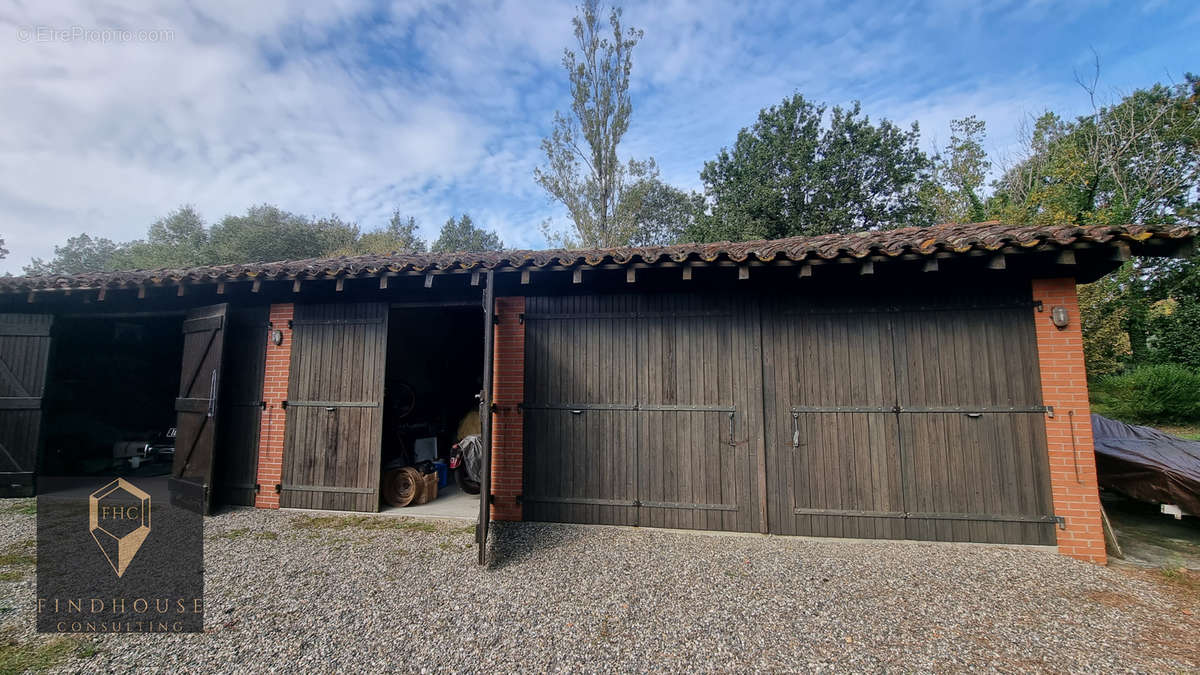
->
432, 460, 448, 489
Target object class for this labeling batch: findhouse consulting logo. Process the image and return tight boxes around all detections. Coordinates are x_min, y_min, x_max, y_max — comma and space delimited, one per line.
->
89, 479, 151, 578
37, 477, 203, 633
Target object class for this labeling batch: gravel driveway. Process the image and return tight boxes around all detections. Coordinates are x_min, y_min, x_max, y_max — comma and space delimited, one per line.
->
2, 499, 1197, 672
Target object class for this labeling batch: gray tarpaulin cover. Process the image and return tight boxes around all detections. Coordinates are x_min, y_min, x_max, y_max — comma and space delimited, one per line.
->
1092, 414, 1200, 516
458, 434, 483, 483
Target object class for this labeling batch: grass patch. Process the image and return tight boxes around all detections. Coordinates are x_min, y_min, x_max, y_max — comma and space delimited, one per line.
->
0, 501, 36, 516
0, 571, 25, 583
291, 515, 438, 532
216, 528, 251, 540
254, 531, 279, 541
0, 633, 96, 674
0, 541, 35, 568
1160, 424, 1200, 441
1159, 567, 1200, 597
447, 525, 476, 536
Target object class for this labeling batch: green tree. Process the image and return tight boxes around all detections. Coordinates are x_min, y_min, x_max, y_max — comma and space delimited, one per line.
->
993, 74, 1200, 370
208, 205, 360, 263
693, 94, 934, 243
431, 214, 503, 253
23, 233, 121, 275
337, 211, 427, 255
928, 116, 991, 224
535, 0, 657, 248
622, 178, 703, 246
109, 206, 212, 269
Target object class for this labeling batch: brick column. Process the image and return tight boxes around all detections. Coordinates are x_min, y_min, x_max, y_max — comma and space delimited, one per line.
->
1031, 279, 1106, 564
254, 303, 294, 509
490, 296, 525, 521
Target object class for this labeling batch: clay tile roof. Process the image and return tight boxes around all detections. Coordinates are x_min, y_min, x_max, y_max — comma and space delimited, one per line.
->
3, 221, 1193, 293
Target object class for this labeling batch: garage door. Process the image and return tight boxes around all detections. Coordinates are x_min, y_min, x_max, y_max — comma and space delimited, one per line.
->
281, 303, 388, 512
522, 293, 764, 533
0, 314, 53, 497
761, 289, 1057, 545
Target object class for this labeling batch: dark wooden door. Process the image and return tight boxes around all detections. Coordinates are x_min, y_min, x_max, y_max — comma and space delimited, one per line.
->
213, 306, 269, 507
761, 305, 905, 540
892, 304, 1055, 545
281, 303, 387, 512
761, 291, 1057, 545
0, 314, 53, 497
522, 293, 763, 533
173, 304, 228, 513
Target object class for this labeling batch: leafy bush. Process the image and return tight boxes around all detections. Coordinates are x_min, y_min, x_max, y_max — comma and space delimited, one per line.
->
1091, 364, 1200, 425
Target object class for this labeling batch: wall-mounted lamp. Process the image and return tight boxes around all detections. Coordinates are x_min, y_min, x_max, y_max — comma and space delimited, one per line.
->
1050, 306, 1070, 330
270, 328, 285, 346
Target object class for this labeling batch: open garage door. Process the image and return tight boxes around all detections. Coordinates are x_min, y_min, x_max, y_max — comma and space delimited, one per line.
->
761, 289, 1057, 545
0, 314, 53, 497
173, 304, 228, 514
281, 303, 388, 512
522, 293, 764, 533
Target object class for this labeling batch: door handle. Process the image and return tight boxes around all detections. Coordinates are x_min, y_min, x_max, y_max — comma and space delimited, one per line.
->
727, 412, 736, 447
570, 409, 584, 415
791, 411, 800, 448
325, 406, 336, 412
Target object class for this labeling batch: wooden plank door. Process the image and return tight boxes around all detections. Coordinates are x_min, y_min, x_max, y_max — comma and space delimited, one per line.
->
213, 306, 269, 507
522, 293, 763, 533
522, 295, 640, 527
280, 303, 388, 512
760, 300, 905, 539
477, 271, 495, 564
635, 293, 762, 533
173, 303, 228, 514
893, 304, 1056, 545
0, 314, 53, 497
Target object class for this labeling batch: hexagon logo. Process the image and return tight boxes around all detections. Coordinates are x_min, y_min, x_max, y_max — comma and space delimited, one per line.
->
88, 478, 151, 578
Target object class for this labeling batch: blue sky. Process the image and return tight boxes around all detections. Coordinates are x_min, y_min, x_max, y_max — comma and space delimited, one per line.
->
0, 0, 1197, 272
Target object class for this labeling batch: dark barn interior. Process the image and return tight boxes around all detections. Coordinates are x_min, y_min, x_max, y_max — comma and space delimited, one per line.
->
383, 306, 484, 469
41, 315, 183, 477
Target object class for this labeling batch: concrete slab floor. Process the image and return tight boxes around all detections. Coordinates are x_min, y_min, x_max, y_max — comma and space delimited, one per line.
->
380, 481, 479, 520
1104, 492, 1200, 570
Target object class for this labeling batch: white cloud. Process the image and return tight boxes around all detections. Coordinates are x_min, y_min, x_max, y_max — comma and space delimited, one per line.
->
0, 0, 1192, 271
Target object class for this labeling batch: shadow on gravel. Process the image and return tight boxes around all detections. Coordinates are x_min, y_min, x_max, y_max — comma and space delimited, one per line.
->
486, 521, 590, 570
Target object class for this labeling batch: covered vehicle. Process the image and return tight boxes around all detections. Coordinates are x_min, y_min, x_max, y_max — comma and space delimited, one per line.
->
1092, 414, 1200, 516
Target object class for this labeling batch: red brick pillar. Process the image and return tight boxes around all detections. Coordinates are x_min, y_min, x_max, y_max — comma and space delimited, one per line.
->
254, 303, 294, 509
490, 296, 525, 521
1031, 279, 1106, 564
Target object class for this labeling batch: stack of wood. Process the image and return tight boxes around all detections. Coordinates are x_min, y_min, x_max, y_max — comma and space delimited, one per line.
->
382, 467, 439, 507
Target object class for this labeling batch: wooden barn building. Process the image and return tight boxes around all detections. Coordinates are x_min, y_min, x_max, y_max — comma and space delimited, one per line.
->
0, 222, 1193, 564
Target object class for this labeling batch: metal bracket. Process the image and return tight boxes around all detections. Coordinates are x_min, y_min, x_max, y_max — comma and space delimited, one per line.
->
287, 319, 294, 329
1054, 515, 1066, 530
280, 400, 288, 410
259, 401, 267, 410
492, 314, 501, 325
254, 483, 261, 493
514, 494, 523, 505
1034, 300, 1044, 312
517, 312, 525, 325
1045, 405, 1055, 419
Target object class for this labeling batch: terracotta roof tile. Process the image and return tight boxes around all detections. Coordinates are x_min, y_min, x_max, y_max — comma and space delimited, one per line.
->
4, 221, 1193, 292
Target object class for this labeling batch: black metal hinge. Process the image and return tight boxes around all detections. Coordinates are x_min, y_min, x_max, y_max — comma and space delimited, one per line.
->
280, 400, 288, 409
254, 483, 261, 493
517, 312, 525, 325
514, 495, 523, 505
1054, 515, 1066, 530
287, 319, 293, 329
